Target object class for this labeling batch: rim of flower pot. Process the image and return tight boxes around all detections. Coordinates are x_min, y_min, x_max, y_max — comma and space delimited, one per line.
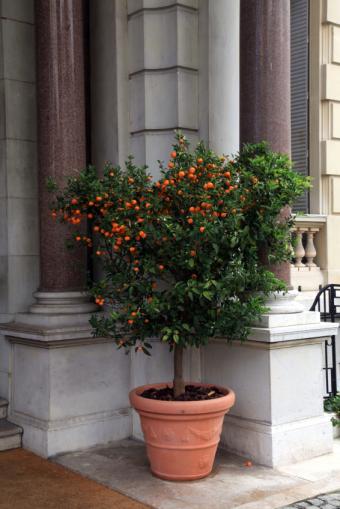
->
129, 382, 235, 415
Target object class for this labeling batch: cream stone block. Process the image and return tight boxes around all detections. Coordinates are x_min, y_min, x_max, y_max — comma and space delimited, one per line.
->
6, 140, 37, 198
323, 0, 340, 25
331, 102, 340, 139
8, 255, 39, 313
0, 334, 10, 373
201, 317, 338, 467
129, 69, 198, 132
130, 130, 199, 178
49, 344, 130, 420
1, 19, 35, 82
8, 198, 39, 256
0, 80, 5, 138
322, 64, 340, 101
0, 200, 8, 256
129, 74, 146, 132
0, 0, 34, 24
4, 80, 36, 141
0, 140, 5, 198
324, 215, 340, 269
9, 339, 132, 457
128, 3, 198, 73
0, 372, 9, 401
90, 0, 120, 169
321, 139, 340, 174
291, 266, 325, 292
332, 177, 340, 212
0, 256, 9, 316
332, 26, 340, 63
127, 0, 198, 15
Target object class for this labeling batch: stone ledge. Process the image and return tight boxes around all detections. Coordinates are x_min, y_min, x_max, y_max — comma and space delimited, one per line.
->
10, 407, 131, 432
248, 322, 339, 343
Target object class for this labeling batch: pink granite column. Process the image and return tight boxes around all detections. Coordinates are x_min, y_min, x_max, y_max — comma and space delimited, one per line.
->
240, 0, 291, 285
35, 0, 87, 294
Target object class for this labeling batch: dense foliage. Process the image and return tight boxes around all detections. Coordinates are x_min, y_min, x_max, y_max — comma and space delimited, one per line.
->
324, 394, 340, 427
49, 134, 310, 356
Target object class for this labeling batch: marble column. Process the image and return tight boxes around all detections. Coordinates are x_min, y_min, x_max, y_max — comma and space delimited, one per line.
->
240, 0, 291, 286
34, 0, 93, 312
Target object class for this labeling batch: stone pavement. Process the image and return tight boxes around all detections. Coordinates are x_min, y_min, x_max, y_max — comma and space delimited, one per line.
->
282, 491, 340, 508
55, 438, 340, 509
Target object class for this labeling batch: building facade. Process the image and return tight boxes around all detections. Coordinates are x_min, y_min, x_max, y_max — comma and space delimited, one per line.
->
0, 0, 339, 464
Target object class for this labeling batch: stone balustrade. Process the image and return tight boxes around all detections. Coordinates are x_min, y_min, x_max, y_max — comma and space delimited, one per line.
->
291, 215, 327, 291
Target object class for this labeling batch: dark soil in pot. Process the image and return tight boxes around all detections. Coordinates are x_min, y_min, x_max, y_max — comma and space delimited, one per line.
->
140, 384, 225, 401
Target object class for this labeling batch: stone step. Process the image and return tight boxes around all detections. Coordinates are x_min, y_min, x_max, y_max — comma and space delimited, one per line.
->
0, 398, 8, 419
0, 420, 22, 451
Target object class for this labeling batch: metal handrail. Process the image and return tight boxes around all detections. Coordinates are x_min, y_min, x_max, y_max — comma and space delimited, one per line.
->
310, 284, 340, 397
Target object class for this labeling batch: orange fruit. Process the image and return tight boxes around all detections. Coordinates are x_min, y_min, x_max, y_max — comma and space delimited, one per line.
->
71, 198, 78, 205
170, 151, 177, 158
199, 226, 205, 233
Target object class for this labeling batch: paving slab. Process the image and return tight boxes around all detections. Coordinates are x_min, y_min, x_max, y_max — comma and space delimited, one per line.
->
54, 438, 340, 509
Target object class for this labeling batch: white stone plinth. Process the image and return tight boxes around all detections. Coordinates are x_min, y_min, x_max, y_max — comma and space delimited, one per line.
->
0, 314, 178, 458
202, 313, 339, 467
1, 315, 132, 458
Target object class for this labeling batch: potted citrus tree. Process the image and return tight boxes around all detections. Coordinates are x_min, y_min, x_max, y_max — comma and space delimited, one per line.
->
49, 133, 309, 480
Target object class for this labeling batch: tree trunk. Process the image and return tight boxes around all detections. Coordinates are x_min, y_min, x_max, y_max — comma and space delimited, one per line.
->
173, 344, 185, 398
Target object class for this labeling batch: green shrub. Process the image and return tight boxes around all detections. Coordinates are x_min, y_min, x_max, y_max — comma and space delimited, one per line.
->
49, 133, 310, 397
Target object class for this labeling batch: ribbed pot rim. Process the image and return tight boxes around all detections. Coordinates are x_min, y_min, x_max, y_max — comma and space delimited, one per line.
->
129, 382, 235, 415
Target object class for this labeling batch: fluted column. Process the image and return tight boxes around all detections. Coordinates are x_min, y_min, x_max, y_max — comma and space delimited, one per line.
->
240, 0, 291, 285
35, 0, 87, 294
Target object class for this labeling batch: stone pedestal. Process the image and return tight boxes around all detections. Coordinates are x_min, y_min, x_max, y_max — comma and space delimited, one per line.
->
1, 317, 131, 458
202, 298, 338, 467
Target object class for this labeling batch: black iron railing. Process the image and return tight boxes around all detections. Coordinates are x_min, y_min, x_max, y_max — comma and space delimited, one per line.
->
310, 284, 340, 397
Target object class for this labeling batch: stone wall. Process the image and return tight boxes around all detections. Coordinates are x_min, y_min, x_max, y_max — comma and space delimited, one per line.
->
310, 0, 340, 284
0, 0, 39, 398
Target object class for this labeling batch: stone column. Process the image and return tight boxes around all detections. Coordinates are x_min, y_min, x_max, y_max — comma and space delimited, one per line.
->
240, 0, 291, 154
32, 0, 94, 313
199, 0, 240, 155
240, 0, 291, 287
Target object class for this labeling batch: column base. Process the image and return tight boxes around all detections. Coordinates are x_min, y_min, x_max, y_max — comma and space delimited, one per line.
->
30, 291, 98, 314
221, 414, 333, 468
0, 310, 132, 457
11, 406, 130, 458
202, 310, 338, 468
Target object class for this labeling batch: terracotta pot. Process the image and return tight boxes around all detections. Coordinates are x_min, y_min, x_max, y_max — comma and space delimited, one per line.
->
129, 382, 235, 481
